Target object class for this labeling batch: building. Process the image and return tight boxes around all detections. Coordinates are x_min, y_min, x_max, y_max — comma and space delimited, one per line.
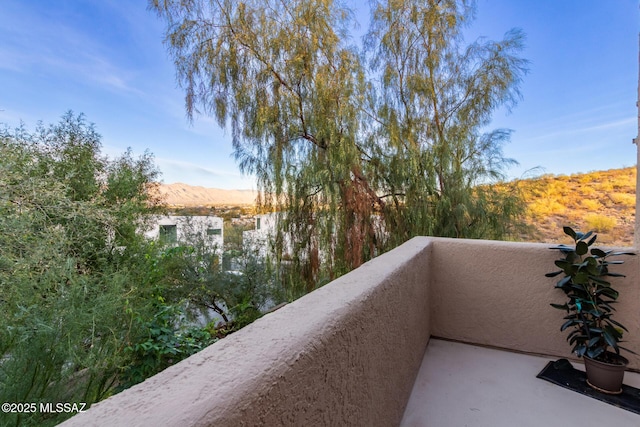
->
145, 215, 224, 251
242, 212, 280, 258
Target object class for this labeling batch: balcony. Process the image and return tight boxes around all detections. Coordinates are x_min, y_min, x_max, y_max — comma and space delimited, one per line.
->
403, 339, 640, 426
60, 237, 640, 426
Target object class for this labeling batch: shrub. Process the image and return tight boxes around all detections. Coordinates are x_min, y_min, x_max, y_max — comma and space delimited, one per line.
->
119, 298, 215, 390
610, 193, 635, 208
585, 214, 617, 233
580, 199, 602, 211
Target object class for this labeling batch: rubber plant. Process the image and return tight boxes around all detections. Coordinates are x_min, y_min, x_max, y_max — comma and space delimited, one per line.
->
546, 226, 636, 362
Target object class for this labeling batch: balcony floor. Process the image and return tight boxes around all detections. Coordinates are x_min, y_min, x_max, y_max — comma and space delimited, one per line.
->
401, 339, 640, 427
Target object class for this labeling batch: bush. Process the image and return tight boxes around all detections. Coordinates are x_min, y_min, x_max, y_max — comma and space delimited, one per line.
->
0, 113, 162, 426
609, 193, 635, 208
580, 199, 602, 211
585, 214, 617, 233
0, 113, 282, 425
119, 297, 215, 390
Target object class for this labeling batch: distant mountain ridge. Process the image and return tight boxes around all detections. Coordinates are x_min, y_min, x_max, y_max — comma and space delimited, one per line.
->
156, 182, 258, 206
158, 167, 636, 246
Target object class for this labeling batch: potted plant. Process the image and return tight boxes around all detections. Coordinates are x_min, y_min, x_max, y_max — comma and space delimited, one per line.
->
546, 226, 636, 394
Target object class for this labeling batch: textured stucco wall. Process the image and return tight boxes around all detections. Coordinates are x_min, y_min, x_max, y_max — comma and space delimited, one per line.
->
429, 238, 640, 370
60, 237, 432, 427
60, 236, 640, 426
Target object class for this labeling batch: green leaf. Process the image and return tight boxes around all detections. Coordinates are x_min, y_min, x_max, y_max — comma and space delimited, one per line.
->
607, 318, 628, 333
550, 244, 574, 252
563, 226, 576, 240
618, 345, 638, 356
555, 276, 571, 288
611, 251, 636, 256
573, 272, 589, 284
576, 241, 588, 256
596, 287, 618, 299
587, 347, 604, 359
569, 333, 587, 345
587, 337, 600, 348
603, 329, 619, 350
575, 345, 587, 357
604, 272, 626, 278
591, 248, 606, 258
561, 319, 577, 331
575, 299, 582, 312
588, 275, 610, 286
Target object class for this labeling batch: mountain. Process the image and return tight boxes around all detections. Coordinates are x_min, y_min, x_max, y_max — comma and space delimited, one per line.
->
157, 166, 636, 246
156, 183, 259, 206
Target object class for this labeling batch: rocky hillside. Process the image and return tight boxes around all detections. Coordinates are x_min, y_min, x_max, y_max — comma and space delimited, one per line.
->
518, 167, 636, 247
155, 183, 258, 206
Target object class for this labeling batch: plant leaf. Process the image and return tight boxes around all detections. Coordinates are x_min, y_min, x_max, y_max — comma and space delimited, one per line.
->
561, 319, 577, 331
607, 318, 628, 332
563, 226, 577, 240
611, 251, 636, 256
555, 276, 571, 288
576, 241, 588, 256
603, 329, 619, 350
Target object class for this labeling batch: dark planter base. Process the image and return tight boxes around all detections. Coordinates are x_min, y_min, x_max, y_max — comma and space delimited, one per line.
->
537, 359, 640, 415
584, 353, 629, 395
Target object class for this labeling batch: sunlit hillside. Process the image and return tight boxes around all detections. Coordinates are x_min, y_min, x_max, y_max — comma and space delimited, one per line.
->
155, 183, 259, 207
517, 167, 636, 247
158, 167, 637, 247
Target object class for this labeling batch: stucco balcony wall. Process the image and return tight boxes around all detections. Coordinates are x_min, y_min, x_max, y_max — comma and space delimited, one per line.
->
60, 237, 433, 427
61, 236, 639, 426
428, 237, 640, 370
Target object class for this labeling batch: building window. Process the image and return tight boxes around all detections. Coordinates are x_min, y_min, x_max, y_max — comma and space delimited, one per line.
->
207, 228, 222, 236
159, 224, 177, 243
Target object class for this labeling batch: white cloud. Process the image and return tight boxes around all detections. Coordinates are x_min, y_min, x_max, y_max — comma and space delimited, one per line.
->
519, 117, 635, 144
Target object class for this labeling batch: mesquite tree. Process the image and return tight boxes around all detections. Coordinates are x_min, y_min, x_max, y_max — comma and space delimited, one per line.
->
151, 0, 528, 290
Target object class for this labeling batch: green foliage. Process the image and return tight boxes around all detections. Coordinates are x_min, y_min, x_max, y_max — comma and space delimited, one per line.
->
0, 112, 163, 426
0, 112, 281, 425
152, 0, 528, 287
223, 219, 254, 253
546, 226, 635, 361
171, 219, 278, 328
119, 297, 214, 390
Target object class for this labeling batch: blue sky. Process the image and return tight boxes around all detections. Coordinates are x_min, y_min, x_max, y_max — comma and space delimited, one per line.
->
0, 0, 638, 189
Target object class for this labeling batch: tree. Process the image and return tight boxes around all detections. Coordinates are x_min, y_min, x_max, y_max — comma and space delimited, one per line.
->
365, 0, 528, 243
151, 0, 528, 291
0, 113, 164, 426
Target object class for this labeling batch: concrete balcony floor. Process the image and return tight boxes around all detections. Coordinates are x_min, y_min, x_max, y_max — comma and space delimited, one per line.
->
401, 339, 640, 427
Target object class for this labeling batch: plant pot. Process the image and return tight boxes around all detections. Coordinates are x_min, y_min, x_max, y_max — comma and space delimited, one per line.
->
583, 353, 629, 394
